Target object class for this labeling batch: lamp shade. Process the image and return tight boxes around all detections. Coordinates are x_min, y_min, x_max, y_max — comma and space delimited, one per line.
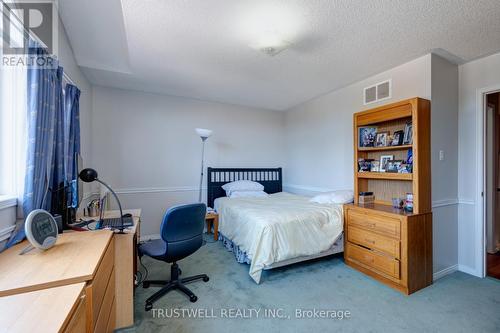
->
79, 168, 98, 183
195, 128, 213, 139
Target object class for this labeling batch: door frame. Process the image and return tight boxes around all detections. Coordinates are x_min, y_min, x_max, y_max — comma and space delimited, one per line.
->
476, 85, 500, 277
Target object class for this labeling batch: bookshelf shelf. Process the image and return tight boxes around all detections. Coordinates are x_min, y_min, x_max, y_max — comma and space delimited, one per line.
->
357, 172, 412, 180
357, 144, 412, 152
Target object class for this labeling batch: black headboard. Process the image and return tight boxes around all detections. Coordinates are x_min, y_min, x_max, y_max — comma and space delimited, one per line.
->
207, 167, 282, 208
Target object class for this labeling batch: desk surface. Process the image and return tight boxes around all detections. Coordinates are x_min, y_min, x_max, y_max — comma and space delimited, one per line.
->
0, 230, 113, 297
0, 282, 85, 333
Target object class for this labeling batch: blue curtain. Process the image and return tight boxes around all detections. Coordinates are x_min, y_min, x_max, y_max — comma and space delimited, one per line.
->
64, 84, 81, 207
6, 41, 66, 247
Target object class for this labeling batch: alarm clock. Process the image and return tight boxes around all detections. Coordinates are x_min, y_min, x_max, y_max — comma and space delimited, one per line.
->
24, 209, 59, 250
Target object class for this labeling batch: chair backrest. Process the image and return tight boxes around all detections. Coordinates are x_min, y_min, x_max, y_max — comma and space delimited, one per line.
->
160, 203, 206, 243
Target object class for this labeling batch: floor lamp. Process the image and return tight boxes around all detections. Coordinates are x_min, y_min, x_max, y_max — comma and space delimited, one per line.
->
195, 128, 213, 203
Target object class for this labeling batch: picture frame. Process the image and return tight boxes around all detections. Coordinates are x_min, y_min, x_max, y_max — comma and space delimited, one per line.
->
358, 127, 377, 147
386, 160, 403, 173
358, 159, 373, 172
403, 122, 413, 145
392, 130, 404, 146
375, 132, 389, 147
379, 155, 394, 172
370, 160, 380, 172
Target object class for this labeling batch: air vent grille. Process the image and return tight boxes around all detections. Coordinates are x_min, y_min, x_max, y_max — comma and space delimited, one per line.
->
363, 79, 392, 105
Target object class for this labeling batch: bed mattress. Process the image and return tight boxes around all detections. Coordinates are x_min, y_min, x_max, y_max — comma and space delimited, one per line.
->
214, 192, 344, 283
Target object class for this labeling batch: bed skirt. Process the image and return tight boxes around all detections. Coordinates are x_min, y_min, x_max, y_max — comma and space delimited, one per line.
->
218, 233, 251, 264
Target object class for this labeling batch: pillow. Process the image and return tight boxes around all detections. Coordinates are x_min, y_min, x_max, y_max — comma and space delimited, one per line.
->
310, 190, 354, 204
222, 180, 264, 196
229, 190, 269, 199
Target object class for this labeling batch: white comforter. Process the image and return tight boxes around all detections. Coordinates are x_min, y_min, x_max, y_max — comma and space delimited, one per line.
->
214, 192, 344, 283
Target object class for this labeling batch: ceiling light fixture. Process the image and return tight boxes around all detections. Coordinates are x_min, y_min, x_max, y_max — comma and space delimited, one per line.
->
237, 4, 302, 57
249, 30, 292, 56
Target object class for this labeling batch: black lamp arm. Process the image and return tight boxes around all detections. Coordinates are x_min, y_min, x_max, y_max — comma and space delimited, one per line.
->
95, 178, 124, 228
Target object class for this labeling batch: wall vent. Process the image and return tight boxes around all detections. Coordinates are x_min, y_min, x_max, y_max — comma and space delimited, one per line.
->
363, 79, 392, 105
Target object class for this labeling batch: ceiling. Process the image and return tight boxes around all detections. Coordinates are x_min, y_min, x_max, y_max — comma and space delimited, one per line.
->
58, 0, 500, 111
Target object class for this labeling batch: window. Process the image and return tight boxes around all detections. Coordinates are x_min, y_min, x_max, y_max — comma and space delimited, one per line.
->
0, 2, 27, 205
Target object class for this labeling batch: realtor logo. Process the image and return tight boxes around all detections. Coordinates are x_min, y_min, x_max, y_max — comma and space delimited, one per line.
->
1, 0, 58, 67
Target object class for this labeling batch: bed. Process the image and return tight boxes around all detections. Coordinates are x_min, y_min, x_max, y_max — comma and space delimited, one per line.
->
207, 167, 344, 283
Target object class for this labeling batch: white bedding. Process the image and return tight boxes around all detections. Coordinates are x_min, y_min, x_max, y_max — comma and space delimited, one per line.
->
214, 192, 344, 283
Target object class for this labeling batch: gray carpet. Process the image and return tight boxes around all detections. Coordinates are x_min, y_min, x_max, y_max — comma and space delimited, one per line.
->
121, 240, 500, 333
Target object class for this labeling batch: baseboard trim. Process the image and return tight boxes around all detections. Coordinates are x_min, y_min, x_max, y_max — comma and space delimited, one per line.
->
433, 264, 458, 280
458, 264, 481, 277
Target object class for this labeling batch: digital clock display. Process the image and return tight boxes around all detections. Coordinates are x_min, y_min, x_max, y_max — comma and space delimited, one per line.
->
32, 214, 56, 240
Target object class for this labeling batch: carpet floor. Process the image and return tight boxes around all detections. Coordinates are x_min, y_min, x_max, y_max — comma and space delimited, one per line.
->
120, 239, 500, 333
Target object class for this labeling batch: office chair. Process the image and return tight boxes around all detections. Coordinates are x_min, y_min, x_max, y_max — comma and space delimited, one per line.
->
139, 203, 209, 311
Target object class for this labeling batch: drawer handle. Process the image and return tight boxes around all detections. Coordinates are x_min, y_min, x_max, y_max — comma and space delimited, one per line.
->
364, 238, 375, 244
367, 222, 376, 228
363, 255, 374, 263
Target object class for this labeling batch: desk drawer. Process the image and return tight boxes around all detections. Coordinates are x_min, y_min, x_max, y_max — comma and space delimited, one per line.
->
63, 291, 87, 333
95, 269, 115, 333
348, 226, 400, 259
346, 243, 400, 279
87, 238, 114, 329
347, 210, 401, 239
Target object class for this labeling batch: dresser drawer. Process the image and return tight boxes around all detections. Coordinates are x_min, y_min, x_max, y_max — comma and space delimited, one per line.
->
347, 209, 401, 239
348, 226, 400, 259
346, 243, 400, 279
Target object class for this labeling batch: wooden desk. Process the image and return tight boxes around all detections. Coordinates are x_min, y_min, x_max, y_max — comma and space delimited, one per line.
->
0, 283, 86, 333
0, 230, 113, 297
0, 209, 142, 332
79, 209, 141, 329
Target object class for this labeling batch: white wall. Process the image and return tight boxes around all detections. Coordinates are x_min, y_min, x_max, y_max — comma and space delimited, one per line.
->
458, 52, 500, 276
284, 54, 461, 276
430, 54, 459, 274
284, 55, 431, 193
91, 86, 286, 237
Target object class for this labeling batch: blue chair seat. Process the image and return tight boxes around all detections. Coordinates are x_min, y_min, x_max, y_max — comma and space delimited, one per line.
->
139, 239, 167, 260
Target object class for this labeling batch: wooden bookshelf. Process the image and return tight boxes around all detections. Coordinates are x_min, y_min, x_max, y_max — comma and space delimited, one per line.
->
345, 97, 432, 295
353, 97, 431, 212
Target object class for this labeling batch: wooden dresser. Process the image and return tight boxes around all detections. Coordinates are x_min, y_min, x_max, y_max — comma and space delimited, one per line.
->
344, 98, 432, 295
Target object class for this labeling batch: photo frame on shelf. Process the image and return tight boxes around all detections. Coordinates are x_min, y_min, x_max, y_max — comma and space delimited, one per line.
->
370, 160, 380, 172
358, 126, 377, 147
358, 158, 373, 172
403, 122, 413, 144
379, 154, 394, 172
386, 160, 404, 173
392, 130, 404, 146
375, 132, 389, 147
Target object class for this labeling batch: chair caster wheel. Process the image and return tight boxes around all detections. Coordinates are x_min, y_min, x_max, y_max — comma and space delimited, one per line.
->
190, 296, 198, 303
203, 276, 209, 282
145, 302, 153, 311
143, 282, 150, 288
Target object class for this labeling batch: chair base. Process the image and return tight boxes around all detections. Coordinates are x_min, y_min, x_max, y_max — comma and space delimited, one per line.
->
142, 262, 209, 311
